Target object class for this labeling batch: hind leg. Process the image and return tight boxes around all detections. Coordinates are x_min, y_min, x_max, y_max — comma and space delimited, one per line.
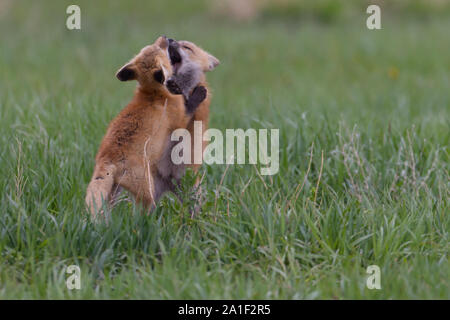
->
85, 164, 116, 220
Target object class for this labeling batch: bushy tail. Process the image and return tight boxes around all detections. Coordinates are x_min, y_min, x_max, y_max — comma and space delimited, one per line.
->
85, 163, 117, 220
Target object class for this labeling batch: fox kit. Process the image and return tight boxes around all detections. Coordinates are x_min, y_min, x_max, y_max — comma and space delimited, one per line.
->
165, 38, 219, 114
85, 36, 218, 219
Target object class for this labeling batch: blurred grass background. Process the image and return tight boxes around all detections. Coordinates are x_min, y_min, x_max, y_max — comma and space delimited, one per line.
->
0, 0, 448, 299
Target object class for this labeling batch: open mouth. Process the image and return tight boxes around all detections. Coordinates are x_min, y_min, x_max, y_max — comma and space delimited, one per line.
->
168, 39, 182, 73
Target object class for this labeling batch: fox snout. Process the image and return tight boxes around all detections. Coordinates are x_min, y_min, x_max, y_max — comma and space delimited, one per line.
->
168, 39, 182, 65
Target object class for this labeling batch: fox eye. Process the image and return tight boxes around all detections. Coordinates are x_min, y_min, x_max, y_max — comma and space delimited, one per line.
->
182, 45, 193, 52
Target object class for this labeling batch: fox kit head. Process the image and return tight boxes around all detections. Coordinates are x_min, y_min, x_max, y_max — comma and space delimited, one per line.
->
168, 39, 220, 74
116, 36, 172, 90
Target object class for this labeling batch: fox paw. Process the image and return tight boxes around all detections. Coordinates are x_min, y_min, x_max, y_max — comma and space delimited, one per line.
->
186, 86, 207, 113
166, 79, 182, 95
191, 86, 207, 103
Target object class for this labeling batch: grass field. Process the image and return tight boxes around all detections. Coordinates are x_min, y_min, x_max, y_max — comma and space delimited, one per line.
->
0, 1, 448, 299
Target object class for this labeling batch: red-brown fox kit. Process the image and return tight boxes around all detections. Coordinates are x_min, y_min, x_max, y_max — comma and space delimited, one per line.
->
85, 36, 218, 219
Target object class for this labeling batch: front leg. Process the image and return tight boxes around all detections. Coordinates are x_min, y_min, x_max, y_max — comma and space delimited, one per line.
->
186, 86, 207, 114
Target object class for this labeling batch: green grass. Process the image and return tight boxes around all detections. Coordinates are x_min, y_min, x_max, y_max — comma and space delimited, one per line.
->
0, 0, 448, 299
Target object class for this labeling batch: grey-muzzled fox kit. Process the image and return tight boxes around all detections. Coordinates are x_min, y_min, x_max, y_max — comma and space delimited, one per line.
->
165, 38, 220, 114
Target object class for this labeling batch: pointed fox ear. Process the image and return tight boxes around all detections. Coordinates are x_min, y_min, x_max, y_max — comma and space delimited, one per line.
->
207, 53, 220, 71
116, 62, 136, 81
155, 35, 168, 50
